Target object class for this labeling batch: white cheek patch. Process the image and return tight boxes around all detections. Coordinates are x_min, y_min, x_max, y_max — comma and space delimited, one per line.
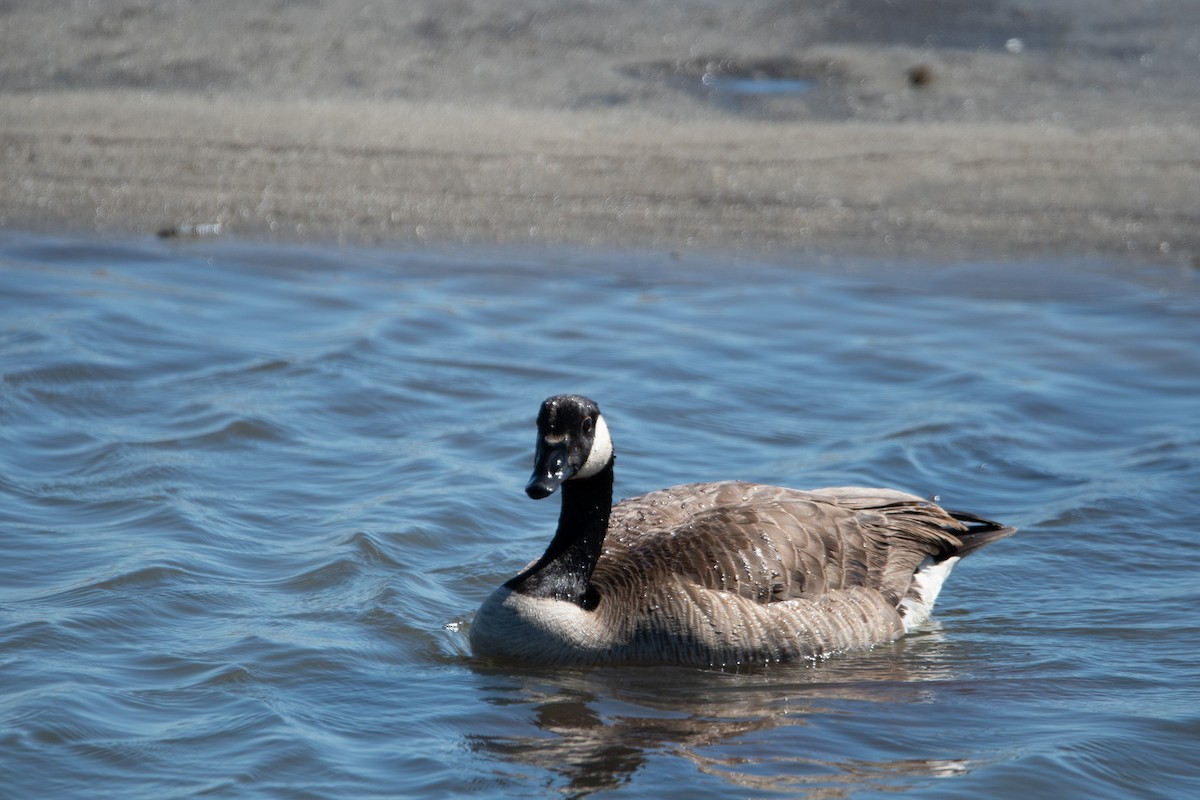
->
576, 414, 613, 479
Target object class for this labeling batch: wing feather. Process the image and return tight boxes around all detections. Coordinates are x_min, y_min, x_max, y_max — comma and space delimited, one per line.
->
597, 481, 967, 609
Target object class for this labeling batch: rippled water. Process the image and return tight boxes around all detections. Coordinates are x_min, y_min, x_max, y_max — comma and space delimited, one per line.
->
2, 232, 1198, 799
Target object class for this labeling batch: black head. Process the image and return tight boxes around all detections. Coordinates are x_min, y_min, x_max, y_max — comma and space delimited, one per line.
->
525, 394, 613, 499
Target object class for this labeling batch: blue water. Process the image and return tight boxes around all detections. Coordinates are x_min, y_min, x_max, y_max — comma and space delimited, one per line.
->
703, 74, 815, 95
2, 232, 1198, 799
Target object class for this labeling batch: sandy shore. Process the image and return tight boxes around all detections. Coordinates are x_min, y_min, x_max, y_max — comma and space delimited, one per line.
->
3, 0, 1198, 265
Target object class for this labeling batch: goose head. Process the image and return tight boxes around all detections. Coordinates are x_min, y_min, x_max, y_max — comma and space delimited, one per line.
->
525, 394, 614, 499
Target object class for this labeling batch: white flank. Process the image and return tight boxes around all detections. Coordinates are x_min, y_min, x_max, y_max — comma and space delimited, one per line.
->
900, 556, 960, 632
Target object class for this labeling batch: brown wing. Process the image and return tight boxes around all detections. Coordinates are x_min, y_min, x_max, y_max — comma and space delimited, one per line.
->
597, 481, 967, 608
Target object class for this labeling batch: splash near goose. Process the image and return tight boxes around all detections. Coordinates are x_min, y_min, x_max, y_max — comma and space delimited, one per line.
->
470, 395, 1015, 668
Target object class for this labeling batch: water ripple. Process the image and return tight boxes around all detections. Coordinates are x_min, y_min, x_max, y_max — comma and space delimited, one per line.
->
1, 234, 1198, 798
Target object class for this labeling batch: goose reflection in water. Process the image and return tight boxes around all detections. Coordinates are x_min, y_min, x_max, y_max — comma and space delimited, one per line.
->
467, 626, 974, 797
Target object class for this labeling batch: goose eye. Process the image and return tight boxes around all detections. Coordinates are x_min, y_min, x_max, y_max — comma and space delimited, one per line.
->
581, 417, 593, 435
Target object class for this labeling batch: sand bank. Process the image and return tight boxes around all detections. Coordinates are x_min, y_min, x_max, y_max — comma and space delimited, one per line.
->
2, 1, 1198, 265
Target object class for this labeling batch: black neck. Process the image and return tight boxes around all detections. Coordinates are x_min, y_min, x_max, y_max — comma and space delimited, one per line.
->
505, 460, 613, 609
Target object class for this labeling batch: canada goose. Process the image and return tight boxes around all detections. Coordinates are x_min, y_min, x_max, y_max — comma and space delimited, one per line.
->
470, 395, 1015, 667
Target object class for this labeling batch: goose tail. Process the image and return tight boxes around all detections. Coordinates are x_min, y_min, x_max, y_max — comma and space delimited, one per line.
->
899, 511, 1014, 632
947, 511, 1017, 560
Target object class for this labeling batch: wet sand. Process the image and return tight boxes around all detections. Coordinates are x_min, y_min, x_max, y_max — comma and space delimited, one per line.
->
2, 0, 1198, 265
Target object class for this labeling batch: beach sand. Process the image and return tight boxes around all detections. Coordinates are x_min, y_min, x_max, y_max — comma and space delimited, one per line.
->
3, 0, 1198, 265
